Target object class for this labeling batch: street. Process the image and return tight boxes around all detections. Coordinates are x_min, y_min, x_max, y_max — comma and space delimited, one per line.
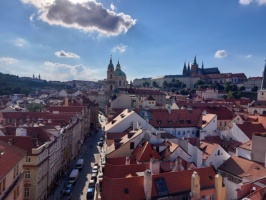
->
49, 113, 106, 200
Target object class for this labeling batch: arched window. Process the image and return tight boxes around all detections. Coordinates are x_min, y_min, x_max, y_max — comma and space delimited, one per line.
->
119, 80, 121, 86
110, 74, 112, 79
217, 150, 220, 156
110, 85, 113, 91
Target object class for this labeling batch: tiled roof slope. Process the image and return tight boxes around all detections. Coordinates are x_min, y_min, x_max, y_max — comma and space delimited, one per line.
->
104, 163, 150, 178
105, 156, 137, 165
237, 123, 266, 139
0, 140, 27, 178
219, 155, 266, 182
101, 166, 216, 200
143, 109, 202, 128
131, 142, 162, 162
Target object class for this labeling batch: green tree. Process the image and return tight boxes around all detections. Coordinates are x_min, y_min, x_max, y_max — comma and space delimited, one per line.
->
152, 81, 159, 88
252, 85, 258, 92
26, 103, 43, 112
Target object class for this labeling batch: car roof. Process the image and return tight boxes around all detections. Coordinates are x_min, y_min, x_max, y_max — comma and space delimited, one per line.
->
87, 187, 94, 192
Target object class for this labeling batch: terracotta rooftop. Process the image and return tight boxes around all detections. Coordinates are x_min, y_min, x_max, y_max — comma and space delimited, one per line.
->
106, 156, 137, 165
101, 166, 216, 200
219, 155, 266, 182
104, 163, 150, 178
131, 142, 162, 162
237, 123, 266, 139
139, 109, 202, 128
0, 140, 27, 178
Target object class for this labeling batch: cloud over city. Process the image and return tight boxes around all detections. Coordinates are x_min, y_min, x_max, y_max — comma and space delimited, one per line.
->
214, 50, 228, 58
239, 0, 266, 5
21, 0, 137, 36
111, 43, 128, 53
43, 61, 98, 81
55, 50, 80, 58
0, 57, 18, 64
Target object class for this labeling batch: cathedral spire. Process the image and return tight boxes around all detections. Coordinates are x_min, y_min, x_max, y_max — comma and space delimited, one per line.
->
193, 55, 197, 65
183, 62, 187, 76
116, 59, 121, 70
108, 55, 114, 70
262, 59, 266, 90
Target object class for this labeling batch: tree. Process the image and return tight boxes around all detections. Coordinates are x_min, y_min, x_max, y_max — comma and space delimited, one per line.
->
26, 103, 43, 112
239, 86, 245, 91
152, 81, 159, 88
143, 82, 150, 87
251, 85, 258, 92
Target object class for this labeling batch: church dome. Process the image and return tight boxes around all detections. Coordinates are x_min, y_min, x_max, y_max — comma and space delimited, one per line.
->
114, 69, 126, 77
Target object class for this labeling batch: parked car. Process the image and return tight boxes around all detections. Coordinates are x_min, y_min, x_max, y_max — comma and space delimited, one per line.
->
91, 172, 97, 181
88, 179, 95, 188
87, 187, 95, 199
63, 183, 73, 195
98, 141, 103, 147
92, 165, 98, 174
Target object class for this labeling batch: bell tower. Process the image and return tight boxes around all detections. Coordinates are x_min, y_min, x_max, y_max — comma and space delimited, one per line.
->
106, 56, 115, 93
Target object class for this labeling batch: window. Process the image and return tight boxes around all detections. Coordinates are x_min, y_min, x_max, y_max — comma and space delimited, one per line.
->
210, 194, 215, 200
24, 188, 30, 198
25, 171, 30, 179
217, 150, 220, 156
224, 121, 226, 126
154, 178, 168, 196
26, 157, 31, 162
220, 122, 222, 126
178, 131, 180, 135
130, 142, 134, 149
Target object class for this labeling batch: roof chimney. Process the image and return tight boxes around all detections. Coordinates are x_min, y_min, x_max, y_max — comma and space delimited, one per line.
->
125, 156, 130, 165
144, 169, 152, 200
149, 158, 160, 175
191, 171, 200, 199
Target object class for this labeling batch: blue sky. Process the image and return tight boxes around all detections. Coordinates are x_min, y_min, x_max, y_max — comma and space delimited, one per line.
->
0, 0, 266, 82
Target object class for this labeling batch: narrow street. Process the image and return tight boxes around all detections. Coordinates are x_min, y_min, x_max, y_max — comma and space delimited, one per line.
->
49, 113, 106, 200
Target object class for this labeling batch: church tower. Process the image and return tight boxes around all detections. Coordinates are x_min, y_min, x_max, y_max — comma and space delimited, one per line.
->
257, 60, 266, 101
191, 56, 199, 76
183, 62, 187, 76
106, 56, 116, 93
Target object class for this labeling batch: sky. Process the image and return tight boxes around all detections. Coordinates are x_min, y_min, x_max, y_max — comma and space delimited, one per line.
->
0, 0, 266, 82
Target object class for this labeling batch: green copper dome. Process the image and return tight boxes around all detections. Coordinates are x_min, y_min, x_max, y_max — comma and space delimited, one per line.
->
114, 69, 126, 77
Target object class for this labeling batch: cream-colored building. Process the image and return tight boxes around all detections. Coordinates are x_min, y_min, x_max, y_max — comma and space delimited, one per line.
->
0, 140, 26, 200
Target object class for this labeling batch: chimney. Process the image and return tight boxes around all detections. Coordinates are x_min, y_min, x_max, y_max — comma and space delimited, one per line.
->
191, 171, 200, 200
64, 97, 69, 106
144, 169, 152, 200
150, 158, 160, 175
215, 173, 226, 200
125, 156, 130, 165
167, 106, 171, 114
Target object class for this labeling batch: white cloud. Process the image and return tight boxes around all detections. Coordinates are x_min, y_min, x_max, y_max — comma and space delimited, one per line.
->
14, 38, 26, 47
239, 0, 253, 5
43, 61, 98, 81
256, 0, 266, 5
246, 54, 252, 58
110, 3, 116, 11
55, 50, 80, 58
112, 43, 128, 53
239, 0, 266, 5
21, 0, 136, 36
0, 57, 18, 64
214, 50, 228, 58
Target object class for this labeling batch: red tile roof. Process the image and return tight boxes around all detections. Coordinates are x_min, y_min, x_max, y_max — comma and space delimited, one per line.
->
237, 123, 266, 139
0, 140, 27, 178
143, 109, 202, 128
219, 155, 266, 182
131, 142, 162, 162
101, 166, 216, 200
104, 163, 150, 178
106, 156, 137, 165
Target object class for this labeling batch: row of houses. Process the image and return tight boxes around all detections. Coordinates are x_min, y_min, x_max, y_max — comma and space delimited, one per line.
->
0, 95, 99, 200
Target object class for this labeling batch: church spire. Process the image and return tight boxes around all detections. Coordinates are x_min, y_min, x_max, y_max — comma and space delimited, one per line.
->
262, 59, 266, 90
116, 59, 121, 70
108, 55, 114, 70
193, 55, 197, 65
183, 62, 187, 76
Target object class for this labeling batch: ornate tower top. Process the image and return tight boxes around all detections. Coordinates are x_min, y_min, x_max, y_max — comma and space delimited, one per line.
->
116, 60, 121, 70
108, 55, 114, 70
